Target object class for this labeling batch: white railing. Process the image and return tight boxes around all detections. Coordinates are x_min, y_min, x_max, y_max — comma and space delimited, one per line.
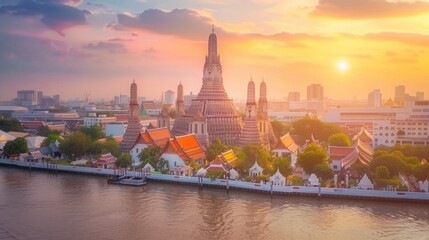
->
1, 158, 428, 201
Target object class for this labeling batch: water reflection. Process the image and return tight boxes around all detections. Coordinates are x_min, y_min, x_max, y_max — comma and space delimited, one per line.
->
1, 167, 428, 240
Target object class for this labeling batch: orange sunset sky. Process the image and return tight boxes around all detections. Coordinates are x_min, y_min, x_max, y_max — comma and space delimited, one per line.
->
0, 0, 428, 101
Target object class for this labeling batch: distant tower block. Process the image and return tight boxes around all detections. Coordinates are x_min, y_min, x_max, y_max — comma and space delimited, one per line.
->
172, 27, 242, 146
121, 80, 143, 152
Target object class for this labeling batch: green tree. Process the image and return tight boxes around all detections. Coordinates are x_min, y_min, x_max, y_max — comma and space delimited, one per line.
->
272, 156, 292, 176
116, 153, 132, 168
291, 117, 343, 143
3, 137, 28, 157
413, 163, 429, 181
206, 138, 229, 162
290, 176, 304, 186
158, 158, 169, 172
328, 133, 351, 147
313, 163, 334, 180
59, 132, 91, 159
350, 162, 370, 177
80, 125, 105, 140
271, 120, 289, 139
297, 143, 328, 173
0, 118, 23, 132
291, 117, 323, 141
37, 125, 50, 137
375, 166, 390, 179
206, 170, 224, 181
236, 144, 273, 174
369, 153, 405, 177
189, 160, 201, 173
41, 132, 61, 147
321, 123, 343, 142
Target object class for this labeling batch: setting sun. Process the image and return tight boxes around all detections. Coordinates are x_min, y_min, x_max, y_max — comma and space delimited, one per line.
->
337, 61, 349, 72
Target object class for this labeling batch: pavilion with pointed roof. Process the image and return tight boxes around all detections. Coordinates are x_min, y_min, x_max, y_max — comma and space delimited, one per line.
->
329, 138, 374, 172
272, 132, 300, 165
269, 169, 286, 186
160, 133, 206, 176
129, 127, 173, 164
249, 161, 263, 176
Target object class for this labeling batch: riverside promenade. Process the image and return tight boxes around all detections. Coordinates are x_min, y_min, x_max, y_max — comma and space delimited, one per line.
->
1, 158, 428, 203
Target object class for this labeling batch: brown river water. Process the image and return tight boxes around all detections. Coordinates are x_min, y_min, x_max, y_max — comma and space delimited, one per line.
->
0, 167, 428, 240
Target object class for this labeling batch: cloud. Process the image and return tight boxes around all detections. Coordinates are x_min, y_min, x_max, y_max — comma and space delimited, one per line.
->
365, 32, 429, 46
347, 53, 372, 59
108, 37, 133, 42
312, 0, 429, 19
83, 41, 127, 53
110, 8, 221, 39
0, 0, 89, 36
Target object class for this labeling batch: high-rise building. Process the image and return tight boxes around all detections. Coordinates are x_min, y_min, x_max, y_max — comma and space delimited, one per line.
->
416, 91, 424, 100
121, 80, 143, 152
368, 89, 382, 108
288, 91, 300, 102
172, 27, 242, 146
164, 90, 175, 105
307, 84, 324, 101
395, 85, 406, 104
37, 91, 43, 105
184, 92, 196, 107
16, 90, 38, 106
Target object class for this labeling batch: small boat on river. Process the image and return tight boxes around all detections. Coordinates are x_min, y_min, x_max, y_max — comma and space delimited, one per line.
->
108, 170, 147, 186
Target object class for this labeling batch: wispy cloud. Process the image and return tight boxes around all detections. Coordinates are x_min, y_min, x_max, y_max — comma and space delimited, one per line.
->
312, 0, 429, 19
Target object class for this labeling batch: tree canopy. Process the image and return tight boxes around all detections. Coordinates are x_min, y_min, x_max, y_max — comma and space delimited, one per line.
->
59, 132, 91, 159
116, 153, 132, 168
328, 133, 351, 147
206, 138, 229, 162
3, 137, 28, 157
291, 117, 342, 143
236, 144, 273, 174
272, 156, 292, 176
313, 163, 334, 180
80, 125, 105, 140
297, 143, 328, 173
139, 147, 162, 170
0, 118, 23, 132
89, 137, 120, 157
271, 120, 290, 139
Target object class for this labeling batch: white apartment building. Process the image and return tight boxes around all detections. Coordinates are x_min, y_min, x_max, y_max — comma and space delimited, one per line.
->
84, 114, 117, 128
322, 100, 429, 147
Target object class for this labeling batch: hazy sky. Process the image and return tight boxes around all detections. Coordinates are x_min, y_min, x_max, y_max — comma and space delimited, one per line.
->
0, 0, 428, 101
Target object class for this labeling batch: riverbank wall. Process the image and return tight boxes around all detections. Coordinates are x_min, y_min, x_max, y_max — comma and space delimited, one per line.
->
1, 158, 428, 203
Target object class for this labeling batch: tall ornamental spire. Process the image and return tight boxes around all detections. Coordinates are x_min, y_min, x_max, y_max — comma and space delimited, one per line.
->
247, 78, 256, 105
208, 25, 217, 57
176, 82, 184, 115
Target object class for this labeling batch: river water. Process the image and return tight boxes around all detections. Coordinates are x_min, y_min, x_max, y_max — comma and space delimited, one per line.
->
0, 167, 428, 240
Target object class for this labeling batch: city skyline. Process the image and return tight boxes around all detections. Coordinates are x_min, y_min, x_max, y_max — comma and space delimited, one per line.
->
1, 0, 429, 100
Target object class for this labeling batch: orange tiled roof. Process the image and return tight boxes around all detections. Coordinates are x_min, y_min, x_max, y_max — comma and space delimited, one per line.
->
329, 146, 355, 159
146, 127, 172, 148
115, 114, 129, 122
219, 149, 238, 168
275, 133, 299, 153
162, 134, 206, 162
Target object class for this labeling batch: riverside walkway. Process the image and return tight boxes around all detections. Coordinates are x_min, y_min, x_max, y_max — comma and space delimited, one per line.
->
1, 158, 428, 203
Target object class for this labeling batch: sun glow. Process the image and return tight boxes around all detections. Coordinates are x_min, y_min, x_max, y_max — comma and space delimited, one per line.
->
337, 60, 348, 72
